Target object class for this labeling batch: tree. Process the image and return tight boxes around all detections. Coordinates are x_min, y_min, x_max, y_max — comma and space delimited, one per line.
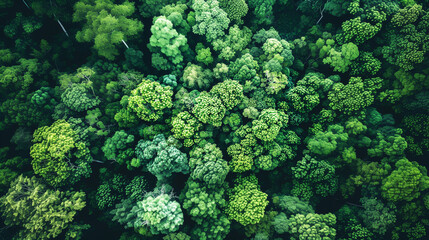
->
73, 0, 143, 60
192, 0, 230, 42
328, 77, 382, 114
149, 16, 189, 71
189, 143, 229, 187
30, 119, 92, 187
125, 79, 173, 122
210, 79, 244, 110
252, 108, 288, 142
218, 0, 248, 23
287, 213, 337, 240
226, 175, 268, 226
381, 158, 429, 202
102, 130, 135, 168
181, 180, 227, 224
61, 84, 100, 112
134, 134, 189, 182
134, 191, 184, 234
0, 175, 86, 239
192, 92, 226, 127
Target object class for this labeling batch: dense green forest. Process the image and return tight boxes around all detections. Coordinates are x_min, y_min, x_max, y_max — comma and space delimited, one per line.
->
1, 0, 429, 239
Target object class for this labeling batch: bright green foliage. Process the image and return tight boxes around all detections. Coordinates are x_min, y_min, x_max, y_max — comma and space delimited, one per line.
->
227, 124, 298, 172
212, 25, 252, 60
189, 143, 229, 187
102, 130, 134, 167
134, 134, 189, 181
218, 0, 248, 23
0, 175, 86, 240
190, 214, 230, 240
61, 84, 100, 112
328, 77, 382, 114
149, 16, 189, 71
261, 37, 294, 69
73, 0, 143, 60
195, 43, 214, 65
192, 92, 226, 127
307, 124, 348, 156
30, 119, 92, 187
248, 0, 276, 25
272, 195, 314, 216
210, 79, 244, 110
261, 71, 290, 95
159, 3, 191, 35
381, 158, 429, 202
135, 192, 184, 234
226, 176, 269, 226
291, 155, 338, 199
323, 42, 359, 73
182, 64, 213, 90
171, 111, 203, 147
252, 109, 287, 142
192, 0, 230, 42
126, 79, 173, 122
181, 180, 227, 224
287, 72, 333, 113
229, 53, 260, 83
287, 213, 337, 240
382, 4, 429, 71
359, 197, 396, 235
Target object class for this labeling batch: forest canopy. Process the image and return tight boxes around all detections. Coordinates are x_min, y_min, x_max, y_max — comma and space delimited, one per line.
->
1, 0, 429, 239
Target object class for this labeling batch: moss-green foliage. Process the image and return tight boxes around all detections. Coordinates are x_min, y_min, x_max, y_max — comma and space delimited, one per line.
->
212, 25, 252, 60
188, 143, 229, 187
30, 119, 92, 187
73, 0, 143, 60
2, 0, 429, 239
328, 77, 382, 114
287, 213, 337, 240
180, 180, 227, 224
291, 155, 338, 200
382, 4, 429, 71
218, 0, 248, 23
381, 158, 429, 202
102, 130, 135, 168
0, 175, 86, 239
192, 92, 226, 127
123, 79, 173, 122
226, 175, 269, 226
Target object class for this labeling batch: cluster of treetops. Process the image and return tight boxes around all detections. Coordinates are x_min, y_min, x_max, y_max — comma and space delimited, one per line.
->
1, 0, 429, 239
